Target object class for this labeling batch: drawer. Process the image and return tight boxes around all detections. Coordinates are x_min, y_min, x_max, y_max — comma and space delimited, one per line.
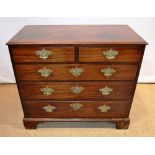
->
11, 47, 74, 62
19, 82, 134, 100
15, 64, 138, 81
79, 47, 142, 62
23, 101, 131, 118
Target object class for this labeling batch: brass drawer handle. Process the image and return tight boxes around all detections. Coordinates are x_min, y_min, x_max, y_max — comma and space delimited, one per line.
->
69, 66, 84, 77
70, 85, 84, 94
101, 67, 115, 77
38, 67, 52, 77
70, 103, 83, 110
103, 49, 118, 60
99, 86, 113, 95
97, 105, 111, 113
43, 105, 56, 112
40, 87, 55, 95
36, 48, 52, 60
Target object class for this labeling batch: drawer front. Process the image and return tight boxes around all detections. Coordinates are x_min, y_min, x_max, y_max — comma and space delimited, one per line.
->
11, 47, 74, 62
79, 47, 142, 62
19, 82, 134, 100
23, 101, 130, 118
15, 64, 138, 81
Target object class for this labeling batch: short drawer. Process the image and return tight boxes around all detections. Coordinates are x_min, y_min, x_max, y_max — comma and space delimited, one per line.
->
19, 82, 135, 100
15, 64, 138, 81
79, 47, 142, 62
23, 101, 131, 118
11, 47, 74, 62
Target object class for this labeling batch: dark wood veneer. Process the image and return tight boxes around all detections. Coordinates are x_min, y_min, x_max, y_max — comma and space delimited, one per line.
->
7, 25, 147, 45
19, 82, 135, 100
7, 25, 147, 129
11, 47, 74, 63
23, 101, 130, 118
79, 47, 141, 62
15, 64, 138, 81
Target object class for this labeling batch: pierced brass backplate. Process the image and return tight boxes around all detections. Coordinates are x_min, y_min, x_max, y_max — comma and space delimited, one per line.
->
38, 67, 52, 77
70, 103, 83, 110
103, 49, 118, 60
69, 66, 84, 77
43, 105, 56, 112
99, 86, 113, 95
40, 87, 55, 95
36, 48, 52, 60
97, 105, 111, 113
101, 67, 115, 77
70, 85, 84, 94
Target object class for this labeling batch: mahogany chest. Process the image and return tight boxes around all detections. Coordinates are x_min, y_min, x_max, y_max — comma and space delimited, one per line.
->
7, 25, 147, 129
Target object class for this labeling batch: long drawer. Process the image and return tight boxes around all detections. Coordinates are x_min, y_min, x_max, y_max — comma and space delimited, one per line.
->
11, 47, 74, 62
15, 64, 138, 81
19, 82, 135, 100
23, 101, 131, 118
79, 47, 142, 62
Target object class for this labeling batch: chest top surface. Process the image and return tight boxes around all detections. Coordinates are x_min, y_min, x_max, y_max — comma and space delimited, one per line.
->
7, 25, 147, 45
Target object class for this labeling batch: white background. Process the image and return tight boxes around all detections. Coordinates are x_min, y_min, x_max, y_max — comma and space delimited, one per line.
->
0, 0, 155, 154
0, 17, 154, 83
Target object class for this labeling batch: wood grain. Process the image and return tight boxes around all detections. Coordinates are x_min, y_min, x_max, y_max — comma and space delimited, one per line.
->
19, 82, 135, 100
79, 47, 142, 62
11, 47, 74, 62
23, 117, 130, 129
23, 101, 130, 118
7, 25, 147, 129
15, 64, 138, 81
7, 25, 147, 45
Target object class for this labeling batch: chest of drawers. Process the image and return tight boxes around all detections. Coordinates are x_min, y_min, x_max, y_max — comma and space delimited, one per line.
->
7, 25, 147, 129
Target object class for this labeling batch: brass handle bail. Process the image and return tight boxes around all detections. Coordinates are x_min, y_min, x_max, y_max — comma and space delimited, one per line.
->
97, 105, 111, 113
103, 49, 118, 60
43, 105, 56, 112
36, 48, 52, 60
